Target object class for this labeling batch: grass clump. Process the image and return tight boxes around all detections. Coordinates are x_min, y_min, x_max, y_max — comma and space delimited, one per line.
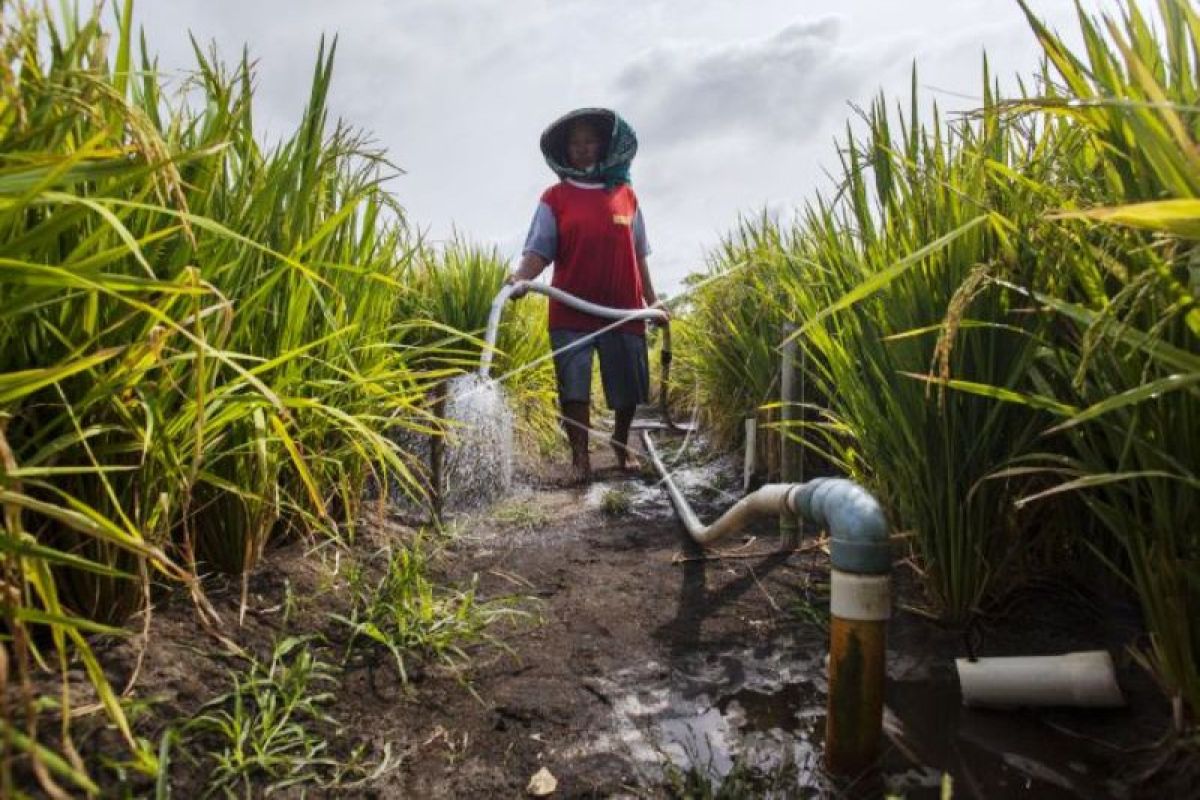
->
600, 487, 634, 517
662, 749, 808, 799
789, 592, 829, 632
181, 636, 395, 797
493, 497, 552, 532
333, 539, 530, 683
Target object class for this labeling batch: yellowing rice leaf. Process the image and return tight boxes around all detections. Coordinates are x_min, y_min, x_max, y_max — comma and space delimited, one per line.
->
1050, 198, 1200, 238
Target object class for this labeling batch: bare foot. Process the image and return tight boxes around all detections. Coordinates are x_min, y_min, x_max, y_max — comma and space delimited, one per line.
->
611, 440, 643, 473
570, 458, 592, 486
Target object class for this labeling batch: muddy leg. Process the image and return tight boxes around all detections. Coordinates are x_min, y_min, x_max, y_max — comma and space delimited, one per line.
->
561, 400, 591, 483
611, 406, 641, 471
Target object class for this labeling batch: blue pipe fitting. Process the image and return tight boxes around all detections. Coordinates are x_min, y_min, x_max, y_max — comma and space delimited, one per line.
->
788, 478, 890, 574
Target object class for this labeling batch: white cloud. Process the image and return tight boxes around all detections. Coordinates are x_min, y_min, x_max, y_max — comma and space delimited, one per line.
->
131, 0, 1126, 294
615, 17, 899, 146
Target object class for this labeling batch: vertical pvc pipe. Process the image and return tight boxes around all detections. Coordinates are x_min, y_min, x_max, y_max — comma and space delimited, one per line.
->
788, 479, 891, 776
779, 331, 800, 548
764, 406, 779, 482
742, 416, 756, 493
825, 570, 889, 774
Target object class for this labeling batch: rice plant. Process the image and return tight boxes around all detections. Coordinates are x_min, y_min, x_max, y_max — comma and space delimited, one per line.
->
996, 0, 1200, 740
0, 1, 446, 793
677, 0, 1199, 766
674, 216, 794, 450
896, 0, 1200, 744
690, 75, 1066, 621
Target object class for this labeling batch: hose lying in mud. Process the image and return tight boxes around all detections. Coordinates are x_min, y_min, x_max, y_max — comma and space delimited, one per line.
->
479, 281, 676, 424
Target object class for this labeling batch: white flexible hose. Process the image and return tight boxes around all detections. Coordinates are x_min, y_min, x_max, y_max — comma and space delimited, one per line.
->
480, 281, 668, 379
641, 430, 797, 546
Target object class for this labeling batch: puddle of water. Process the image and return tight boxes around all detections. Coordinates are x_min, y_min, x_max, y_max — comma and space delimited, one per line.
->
567, 642, 830, 792
579, 449, 744, 522
577, 442, 744, 523
717, 683, 815, 734
884, 677, 1130, 799
566, 637, 1133, 799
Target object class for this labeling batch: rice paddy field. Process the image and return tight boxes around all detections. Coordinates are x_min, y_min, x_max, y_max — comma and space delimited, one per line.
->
1, 0, 1197, 797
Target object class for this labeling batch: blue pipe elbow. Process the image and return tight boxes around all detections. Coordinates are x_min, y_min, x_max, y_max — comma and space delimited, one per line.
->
789, 478, 891, 574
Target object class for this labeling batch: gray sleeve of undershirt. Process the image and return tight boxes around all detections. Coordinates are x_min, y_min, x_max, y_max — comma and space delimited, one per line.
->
523, 202, 557, 262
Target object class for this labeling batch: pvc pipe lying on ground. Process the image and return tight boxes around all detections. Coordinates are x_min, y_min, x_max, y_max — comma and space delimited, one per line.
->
642, 432, 893, 562
642, 430, 789, 545
956, 650, 1125, 708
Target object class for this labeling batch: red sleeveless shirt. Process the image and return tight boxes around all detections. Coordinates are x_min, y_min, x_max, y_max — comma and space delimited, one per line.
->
541, 182, 645, 335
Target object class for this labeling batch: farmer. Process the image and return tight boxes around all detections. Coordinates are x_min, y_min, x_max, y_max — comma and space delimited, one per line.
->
505, 108, 665, 484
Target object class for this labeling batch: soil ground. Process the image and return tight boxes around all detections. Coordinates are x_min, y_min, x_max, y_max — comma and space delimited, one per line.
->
38, 422, 1183, 798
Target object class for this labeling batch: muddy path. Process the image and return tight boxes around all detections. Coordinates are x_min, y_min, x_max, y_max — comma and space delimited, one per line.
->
360, 440, 1169, 799
73, 432, 1173, 798
387, 445, 832, 798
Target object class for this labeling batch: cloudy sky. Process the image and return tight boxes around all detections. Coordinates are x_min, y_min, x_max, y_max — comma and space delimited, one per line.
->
135, 0, 1121, 295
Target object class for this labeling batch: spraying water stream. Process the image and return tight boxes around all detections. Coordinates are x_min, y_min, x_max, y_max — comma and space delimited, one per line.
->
439, 374, 514, 509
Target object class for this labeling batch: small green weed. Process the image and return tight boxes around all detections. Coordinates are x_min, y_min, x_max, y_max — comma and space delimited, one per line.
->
182, 636, 394, 797
281, 577, 297, 626
600, 487, 633, 516
333, 541, 530, 683
492, 498, 551, 532
790, 582, 830, 631
662, 751, 803, 799
790, 598, 830, 631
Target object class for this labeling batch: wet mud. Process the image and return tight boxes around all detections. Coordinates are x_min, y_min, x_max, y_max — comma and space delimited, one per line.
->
65, 425, 1174, 798
365, 431, 1169, 798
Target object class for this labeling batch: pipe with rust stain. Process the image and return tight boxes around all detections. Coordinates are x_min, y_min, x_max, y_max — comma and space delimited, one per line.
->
793, 479, 891, 775
642, 437, 893, 775
826, 584, 888, 774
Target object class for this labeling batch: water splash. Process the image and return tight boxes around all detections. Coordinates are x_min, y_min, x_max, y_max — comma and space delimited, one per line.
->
386, 374, 514, 515
439, 374, 514, 510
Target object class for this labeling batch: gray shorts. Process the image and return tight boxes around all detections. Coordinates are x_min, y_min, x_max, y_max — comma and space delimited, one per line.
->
549, 328, 649, 410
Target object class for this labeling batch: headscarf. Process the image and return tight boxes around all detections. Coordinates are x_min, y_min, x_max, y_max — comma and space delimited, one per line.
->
539, 107, 638, 188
